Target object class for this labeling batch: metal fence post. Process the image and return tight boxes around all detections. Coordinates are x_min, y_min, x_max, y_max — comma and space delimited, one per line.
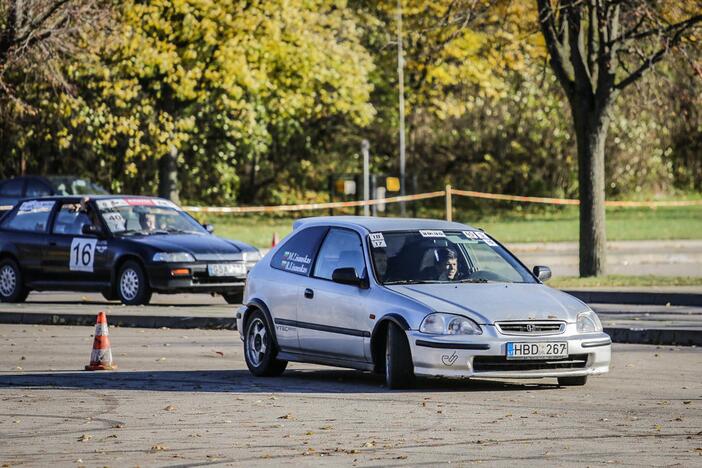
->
445, 184, 452, 222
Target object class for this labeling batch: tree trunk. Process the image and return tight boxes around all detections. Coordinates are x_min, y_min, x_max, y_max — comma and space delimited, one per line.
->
158, 149, 179, 203
572, 100, 609, 277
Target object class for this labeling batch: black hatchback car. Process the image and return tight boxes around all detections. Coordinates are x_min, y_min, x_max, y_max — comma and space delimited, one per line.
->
0, 176, 110, 215
0, 196, 260, 305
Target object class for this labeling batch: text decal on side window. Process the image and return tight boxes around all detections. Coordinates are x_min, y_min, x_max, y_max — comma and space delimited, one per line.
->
281, 251, 312, 274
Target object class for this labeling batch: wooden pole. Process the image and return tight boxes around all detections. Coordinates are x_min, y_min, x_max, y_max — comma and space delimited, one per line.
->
445, 184, 452, 222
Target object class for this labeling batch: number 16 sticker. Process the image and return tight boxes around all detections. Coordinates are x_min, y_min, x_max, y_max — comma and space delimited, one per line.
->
70, 238, 98, 272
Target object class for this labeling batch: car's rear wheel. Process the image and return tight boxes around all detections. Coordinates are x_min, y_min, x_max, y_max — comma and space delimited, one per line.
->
0, 258, 29, 303
385, 322, 414, 389
222, 290, 244, 305
117, 261, 152, 305
558, 376, 588, 386
244, 310, 287, 377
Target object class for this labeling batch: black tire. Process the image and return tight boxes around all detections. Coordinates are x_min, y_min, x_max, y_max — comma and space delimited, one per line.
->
0, 258, 29, 303
222, 290, 244, 305
116, 260, 152, 305
244, 309, 287, 377
558, 376, 588, 386
385, 322, 414, 389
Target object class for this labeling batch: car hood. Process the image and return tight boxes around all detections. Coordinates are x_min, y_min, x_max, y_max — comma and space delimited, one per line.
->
385, 283, 589, 324
128, 234, 247, 260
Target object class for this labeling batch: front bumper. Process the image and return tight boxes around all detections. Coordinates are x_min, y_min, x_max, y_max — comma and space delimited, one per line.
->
146, 262, 246, 294
408, 324, 611, 379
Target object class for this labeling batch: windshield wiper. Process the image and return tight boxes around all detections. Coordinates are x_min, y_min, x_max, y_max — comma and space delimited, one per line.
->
457, 278, 490, 283
118, 229, 147, 236
383, 279, 447, 285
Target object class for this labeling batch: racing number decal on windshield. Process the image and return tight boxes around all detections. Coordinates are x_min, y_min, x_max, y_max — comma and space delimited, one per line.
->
369, 233, 386, 248
70, 238, 98, 272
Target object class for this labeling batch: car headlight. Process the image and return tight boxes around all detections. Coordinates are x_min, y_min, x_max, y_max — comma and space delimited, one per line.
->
242, 250, 261, 264
576, 310, 603, 333
152, 252, 195, 263
420, 313, 482, 335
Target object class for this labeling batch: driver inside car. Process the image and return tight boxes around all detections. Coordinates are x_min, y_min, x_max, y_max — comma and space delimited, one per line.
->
421, 247, 462, 281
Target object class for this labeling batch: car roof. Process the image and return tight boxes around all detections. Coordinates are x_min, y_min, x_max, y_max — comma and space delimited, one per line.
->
293, 216, 477, 232
14, 195, 165, 203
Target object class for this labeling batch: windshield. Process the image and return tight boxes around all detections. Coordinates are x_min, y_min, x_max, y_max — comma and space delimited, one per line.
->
49, 177, 110, 196
96, 198, 206, 235
370, 230, 535, 284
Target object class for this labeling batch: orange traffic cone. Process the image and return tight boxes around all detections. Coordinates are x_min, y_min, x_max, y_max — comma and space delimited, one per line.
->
271, 232, 280, 247
85, 311, 117, 371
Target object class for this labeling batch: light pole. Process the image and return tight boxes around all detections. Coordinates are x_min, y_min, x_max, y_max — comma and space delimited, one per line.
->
396, 0, 406, 216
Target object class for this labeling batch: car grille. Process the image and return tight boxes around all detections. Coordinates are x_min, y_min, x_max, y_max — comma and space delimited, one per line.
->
473, 354, 588, 372
496, 321, 565, 335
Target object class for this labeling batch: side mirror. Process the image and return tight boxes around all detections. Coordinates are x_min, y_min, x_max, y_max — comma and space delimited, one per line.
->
332, 267, 368, 288
533, 265, 552, 282
203, 223, 214, 234
81, 224, 103, 237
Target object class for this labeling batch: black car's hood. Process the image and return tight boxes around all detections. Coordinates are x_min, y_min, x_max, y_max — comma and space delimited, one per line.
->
127, 233, 248, 260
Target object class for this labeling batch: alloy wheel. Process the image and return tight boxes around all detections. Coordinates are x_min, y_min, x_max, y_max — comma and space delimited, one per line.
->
0, 265, 16, 297
246, 318, 268, 366
120, 268, 139, 301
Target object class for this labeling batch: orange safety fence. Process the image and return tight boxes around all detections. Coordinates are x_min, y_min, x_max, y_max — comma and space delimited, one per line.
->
183, 190, 446, 213
450, 188, 702, 208
181, 186, 702, 214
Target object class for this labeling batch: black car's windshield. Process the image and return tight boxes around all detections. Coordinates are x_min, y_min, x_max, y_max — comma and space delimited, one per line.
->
370, 230, 535, 284
48, 177, 109, 196
96, 198, 206, 235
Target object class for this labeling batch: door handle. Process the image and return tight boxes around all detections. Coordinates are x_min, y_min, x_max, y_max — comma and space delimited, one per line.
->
304, 288, 314, 299
49, 242, 57, 247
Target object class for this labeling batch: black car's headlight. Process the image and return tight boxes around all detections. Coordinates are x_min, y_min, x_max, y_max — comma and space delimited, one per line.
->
152, 252, 195, 263
420, 313, 482, 335
576, 310, 603, 333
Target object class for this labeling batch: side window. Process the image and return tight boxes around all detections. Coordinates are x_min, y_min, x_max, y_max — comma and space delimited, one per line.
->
270, 226, 328, 276
313, 228, 365, 280
0, 179, 24, 197
0, 200, 55, 233
25, 180, 52, 197
52, 203, 91, 235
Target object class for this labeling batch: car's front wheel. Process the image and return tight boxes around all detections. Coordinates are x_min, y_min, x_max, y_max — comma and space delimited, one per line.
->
558, 376, 588, 386
0, 258, 29, 303
244, 310, 287, 377
117, 261, 152, 305
385, 322, 414, 389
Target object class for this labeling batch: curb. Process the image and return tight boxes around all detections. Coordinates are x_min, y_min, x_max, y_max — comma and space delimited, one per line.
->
2, 312, 699, 346
0, 312, 237, 330
604, 327, 701, 347
563, 290, 702, 307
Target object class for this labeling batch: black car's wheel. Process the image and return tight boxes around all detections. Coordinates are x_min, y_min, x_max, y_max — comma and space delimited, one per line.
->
117, 260, 152, 305
558, 376, 588, 386
0, 258, 29, 303
244, 310, 287, 377
222, 290, 244, 305
385, 322, 414, 389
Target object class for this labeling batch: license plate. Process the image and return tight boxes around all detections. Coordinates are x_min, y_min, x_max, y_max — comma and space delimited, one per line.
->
506, 342, 568, 360
207, 263, 246, 277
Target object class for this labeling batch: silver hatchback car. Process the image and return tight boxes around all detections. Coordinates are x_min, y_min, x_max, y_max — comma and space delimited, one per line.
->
237, 217, 611, 389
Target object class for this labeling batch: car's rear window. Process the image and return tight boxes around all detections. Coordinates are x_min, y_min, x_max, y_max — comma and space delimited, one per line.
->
0, 200, 55, 233
270, 226, 328, 276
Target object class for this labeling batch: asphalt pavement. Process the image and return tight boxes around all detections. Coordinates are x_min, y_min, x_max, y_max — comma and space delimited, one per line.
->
1, 291, 701, 345
1, 325, 700, 466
